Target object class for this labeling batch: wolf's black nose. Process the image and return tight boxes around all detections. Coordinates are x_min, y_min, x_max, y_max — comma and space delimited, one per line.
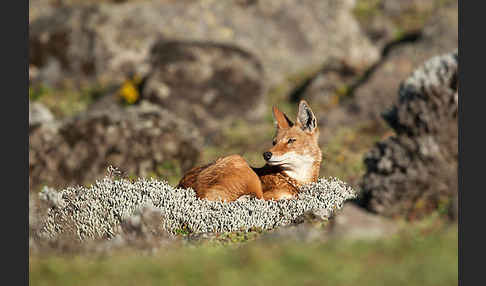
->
263, 151, 272, 161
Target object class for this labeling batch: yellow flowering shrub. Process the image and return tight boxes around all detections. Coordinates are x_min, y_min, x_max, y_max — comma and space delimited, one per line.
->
118, 75, 142, 104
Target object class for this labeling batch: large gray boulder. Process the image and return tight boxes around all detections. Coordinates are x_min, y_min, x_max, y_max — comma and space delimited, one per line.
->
29, 0, 379, 87
143, 40, 265, 139
29, 101, 203, 191
359, 51, 458, 219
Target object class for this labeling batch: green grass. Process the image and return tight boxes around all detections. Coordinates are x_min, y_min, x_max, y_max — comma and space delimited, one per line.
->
30, 222, 457, 286
353, 0, 383, 25
321, 121, 390, 185
353, 0, 457, 39
29, 83, 107, 119
148, 160, 184, 186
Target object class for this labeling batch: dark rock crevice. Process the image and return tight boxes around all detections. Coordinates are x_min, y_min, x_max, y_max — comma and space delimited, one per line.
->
289, 31, 423, 104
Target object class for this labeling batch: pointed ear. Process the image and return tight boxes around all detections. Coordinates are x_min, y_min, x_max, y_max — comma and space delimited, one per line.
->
296, 100, 317, 133
272, 105, 294, 129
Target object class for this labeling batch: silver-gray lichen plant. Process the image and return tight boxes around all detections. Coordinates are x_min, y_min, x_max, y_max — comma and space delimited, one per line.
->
37, 169, 356, 241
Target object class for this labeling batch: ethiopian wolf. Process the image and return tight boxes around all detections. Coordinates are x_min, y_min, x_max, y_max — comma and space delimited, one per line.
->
177, 100, 322, 202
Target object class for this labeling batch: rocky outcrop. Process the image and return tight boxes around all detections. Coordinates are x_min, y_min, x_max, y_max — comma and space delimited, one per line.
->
29, 0, 379, 87
292, 2, 457, 144
262, 202, 399, 243
348, 3, 458, 124
143, 41, 265, 139
328, 203, 399, 239
359, 51, 458, 219
29, 101, 203, 191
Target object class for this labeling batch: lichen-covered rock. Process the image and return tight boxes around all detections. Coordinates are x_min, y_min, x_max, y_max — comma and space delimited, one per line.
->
36, 175, 356, 240
29, 101, 202, 191
29, 0, 379, 87
143, 41, 265, 138
359, 51, 458, 218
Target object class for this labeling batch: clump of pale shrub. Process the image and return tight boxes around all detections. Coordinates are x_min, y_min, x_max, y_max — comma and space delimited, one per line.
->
34, 168, 356, 241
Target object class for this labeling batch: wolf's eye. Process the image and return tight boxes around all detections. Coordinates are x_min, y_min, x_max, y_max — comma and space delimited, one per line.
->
272, 140, 277, 146
287, 138, 296, 144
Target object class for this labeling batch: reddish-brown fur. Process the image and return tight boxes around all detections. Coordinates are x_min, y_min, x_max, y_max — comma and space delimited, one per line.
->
177, 100, 321, 202
178, 155, 263, 201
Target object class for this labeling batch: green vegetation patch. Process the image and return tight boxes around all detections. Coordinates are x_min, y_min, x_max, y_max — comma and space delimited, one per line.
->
321, 121, 390, 185
30, 222, 457, 286
151, 160, 183, 186
29, 83, 107, 119
353, 0, 457, 39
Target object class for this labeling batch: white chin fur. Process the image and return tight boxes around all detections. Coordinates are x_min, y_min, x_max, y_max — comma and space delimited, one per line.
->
268, 152, 315, 182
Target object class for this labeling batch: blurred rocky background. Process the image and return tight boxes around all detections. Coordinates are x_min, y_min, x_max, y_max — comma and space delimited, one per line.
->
29, 1, 458, 282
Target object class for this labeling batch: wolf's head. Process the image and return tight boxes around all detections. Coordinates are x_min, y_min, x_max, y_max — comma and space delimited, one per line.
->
263, 100, 322, 183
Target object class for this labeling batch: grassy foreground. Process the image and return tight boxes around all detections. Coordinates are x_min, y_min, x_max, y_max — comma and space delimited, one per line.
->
30, 223, 457, 286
